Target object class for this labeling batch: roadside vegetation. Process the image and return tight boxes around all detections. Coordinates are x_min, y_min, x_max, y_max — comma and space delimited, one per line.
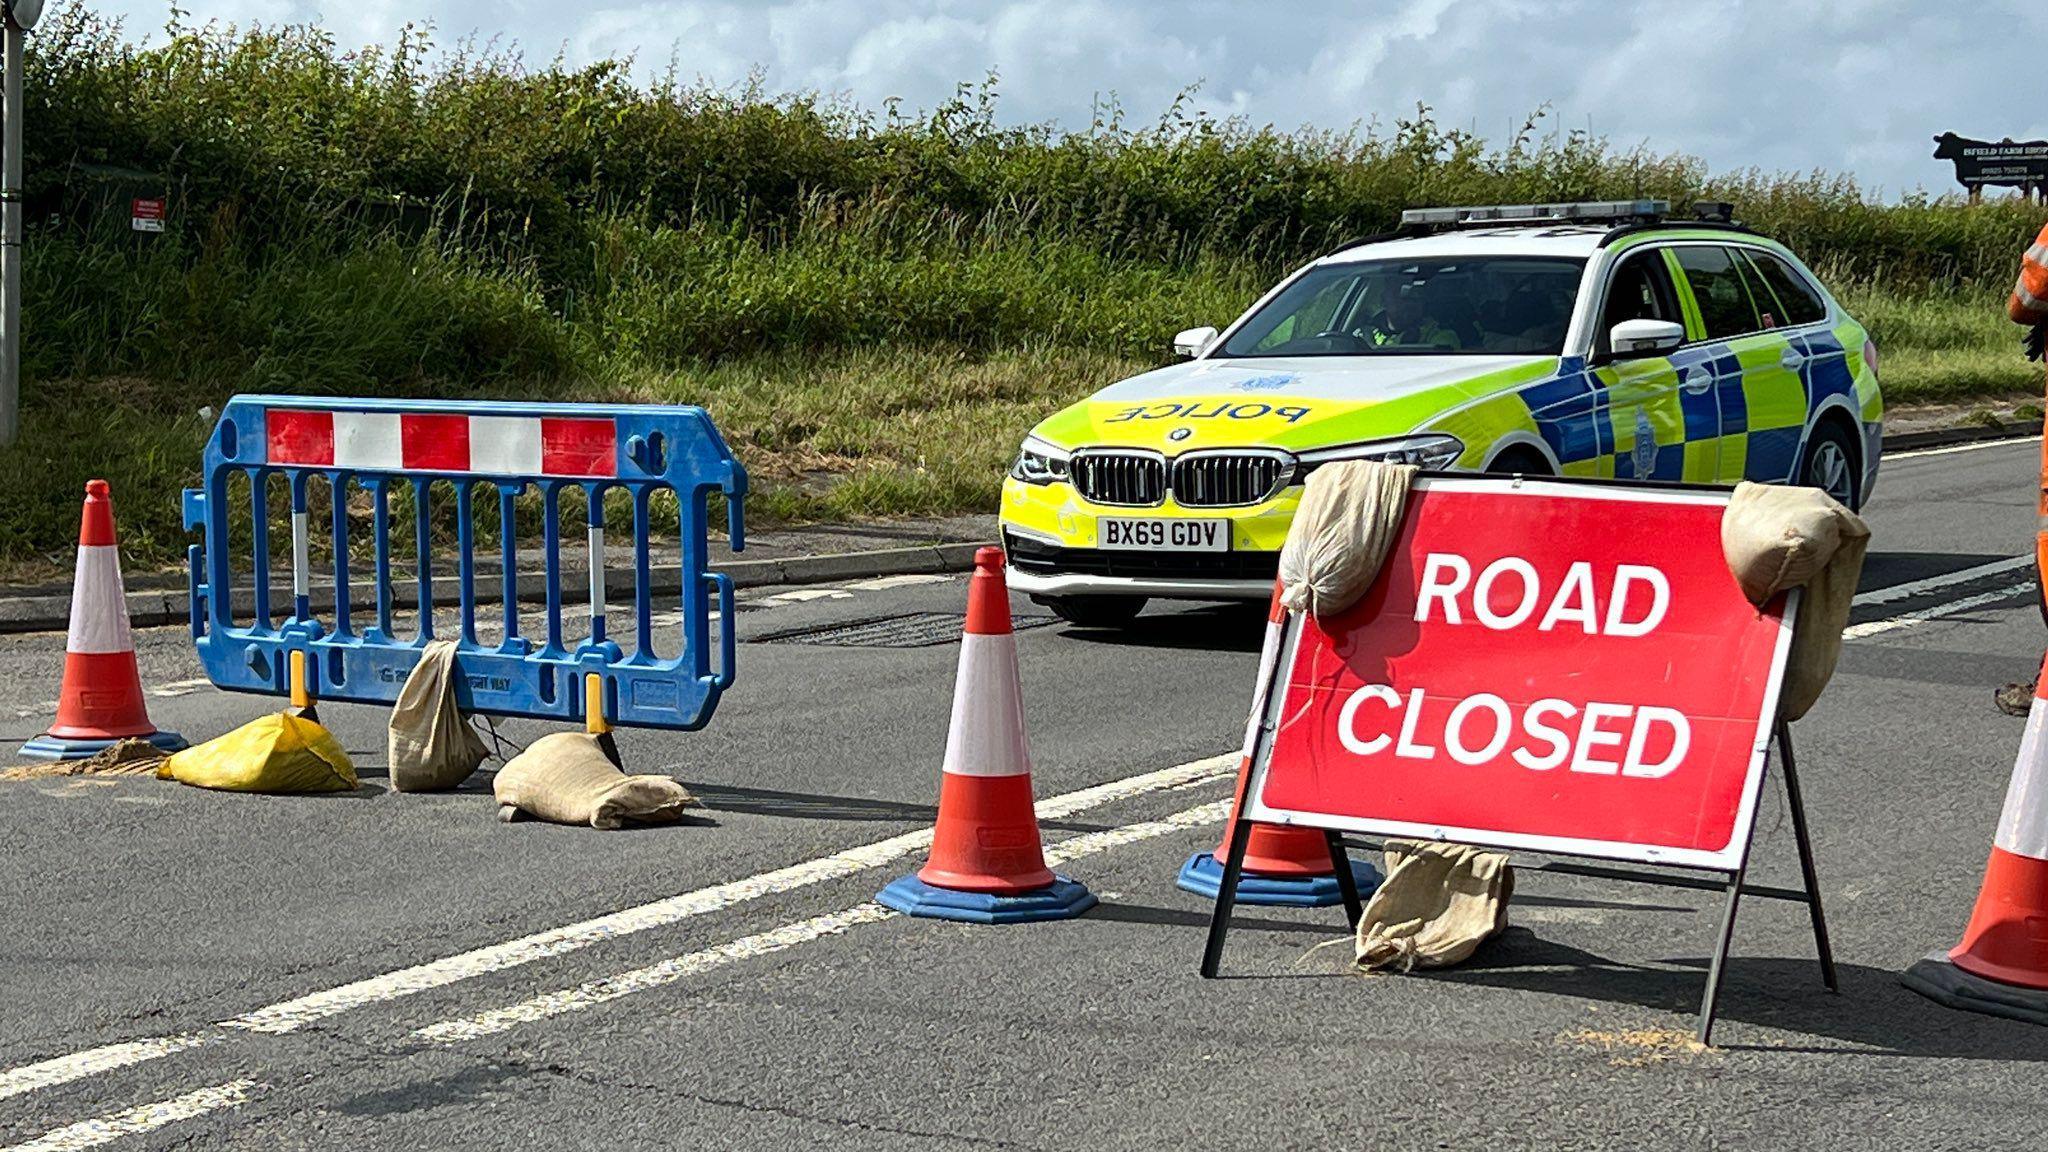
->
1, 9, 2041, 570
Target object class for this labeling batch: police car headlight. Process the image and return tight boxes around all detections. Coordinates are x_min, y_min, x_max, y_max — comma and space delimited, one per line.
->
1009, 437, 1072, 485
1297, 434, 1465, 474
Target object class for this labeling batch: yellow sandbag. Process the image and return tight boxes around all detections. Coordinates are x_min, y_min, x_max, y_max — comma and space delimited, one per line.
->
157, 712, 358, 793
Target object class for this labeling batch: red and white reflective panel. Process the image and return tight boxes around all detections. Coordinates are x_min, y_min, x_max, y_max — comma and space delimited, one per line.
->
266, 409, 616, 478
66, 544, 133, 655
1997, 695, 2048, 862
940, 633, 1031, 778
1245, 479, 1793, 871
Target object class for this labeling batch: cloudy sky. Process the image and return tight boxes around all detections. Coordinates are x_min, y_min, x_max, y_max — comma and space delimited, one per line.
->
89, 0, 2044, 197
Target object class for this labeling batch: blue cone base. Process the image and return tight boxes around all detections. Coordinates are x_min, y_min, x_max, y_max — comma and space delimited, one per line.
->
1176, 851, 1383, 908
18, 729, 187, 762
877, 873, 1096, 924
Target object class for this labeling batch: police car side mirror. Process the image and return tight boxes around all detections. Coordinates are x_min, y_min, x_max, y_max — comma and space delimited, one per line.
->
1604, 319, 1686, 361
1173, 325, 1219, 358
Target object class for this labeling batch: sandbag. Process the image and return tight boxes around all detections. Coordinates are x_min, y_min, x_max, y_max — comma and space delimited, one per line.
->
157, 712, 358, 793
1277, 460, 1419, 618
387, 640, 489, 792
1720, 481, 1870, 721
1, 737, 168, 780
493, 732, 697, 829
1355, 839, 1513, 972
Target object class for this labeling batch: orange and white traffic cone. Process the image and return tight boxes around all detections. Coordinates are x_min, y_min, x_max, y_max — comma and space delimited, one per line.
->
21, 481, 186, 760
1903, 654, 2048, 1024
1177, 582, 1381, 906
878, 547, 1094, 923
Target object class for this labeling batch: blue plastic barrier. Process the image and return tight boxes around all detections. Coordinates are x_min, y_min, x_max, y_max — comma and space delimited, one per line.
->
184, 395, 747, 734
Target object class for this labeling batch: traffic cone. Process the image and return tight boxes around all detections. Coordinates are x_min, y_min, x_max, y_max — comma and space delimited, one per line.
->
1902, 655, 2048, 1025
1176, 582, 1381, 906
20, 481, 186, 760
878, 547, 1094, 924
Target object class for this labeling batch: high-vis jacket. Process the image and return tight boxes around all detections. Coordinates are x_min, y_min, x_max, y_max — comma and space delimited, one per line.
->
2011, 221, 2048, 325
2012, 220, 2048, 628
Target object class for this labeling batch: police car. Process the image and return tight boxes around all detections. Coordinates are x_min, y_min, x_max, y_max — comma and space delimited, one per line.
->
999, 199, 1882, 627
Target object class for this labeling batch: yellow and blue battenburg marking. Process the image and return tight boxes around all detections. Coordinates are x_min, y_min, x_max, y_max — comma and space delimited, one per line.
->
1420, 323, 1874, 487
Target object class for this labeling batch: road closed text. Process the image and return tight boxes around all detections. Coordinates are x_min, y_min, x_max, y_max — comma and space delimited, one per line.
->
1333, 552, 1688, 778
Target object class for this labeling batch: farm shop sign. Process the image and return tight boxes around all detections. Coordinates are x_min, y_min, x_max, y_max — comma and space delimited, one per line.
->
1244, 477, 1793, 870
1933, 133, 2048, 197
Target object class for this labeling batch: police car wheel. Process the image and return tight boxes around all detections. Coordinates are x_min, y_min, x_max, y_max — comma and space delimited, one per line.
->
1484, 446, 1553, 477
1798, 421, 1861, 510
1041, 595, 1147, 628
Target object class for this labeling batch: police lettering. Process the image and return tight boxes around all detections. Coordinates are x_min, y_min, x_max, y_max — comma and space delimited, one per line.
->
1104, 402, 1310, 424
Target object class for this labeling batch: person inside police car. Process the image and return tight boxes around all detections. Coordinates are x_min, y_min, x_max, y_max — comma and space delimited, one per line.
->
1366, 281, 1462, 350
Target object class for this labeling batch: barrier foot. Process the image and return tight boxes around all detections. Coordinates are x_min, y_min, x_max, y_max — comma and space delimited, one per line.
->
596, 729, 622, 770
288, 703, 320, 726
18, 729, 188, 761
1176, 851, 1382, 909
876, 874, 1095, 925
1903, 953, 2048, 1027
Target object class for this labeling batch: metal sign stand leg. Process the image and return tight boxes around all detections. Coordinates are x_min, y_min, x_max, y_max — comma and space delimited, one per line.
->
1696, 718, 1835, 1045
1200, 816, 1255, 979
1776, 718, 1839, 991
1326, 830, 1365, 931
1696, 860, 1748, 1046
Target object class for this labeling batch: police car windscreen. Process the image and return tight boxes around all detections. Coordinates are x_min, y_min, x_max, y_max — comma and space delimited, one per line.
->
1217, 257, 1586, 358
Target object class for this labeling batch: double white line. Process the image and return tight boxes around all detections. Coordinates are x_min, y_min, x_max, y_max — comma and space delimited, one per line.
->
0, 754, 1236, 1148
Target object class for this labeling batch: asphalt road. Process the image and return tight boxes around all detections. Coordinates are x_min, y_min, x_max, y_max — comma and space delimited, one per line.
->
4, 439, 2047, 1151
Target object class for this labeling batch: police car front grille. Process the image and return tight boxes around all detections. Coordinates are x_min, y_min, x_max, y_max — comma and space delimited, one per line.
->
1072, 452, 1165, 506
1170, 454, 1290, 508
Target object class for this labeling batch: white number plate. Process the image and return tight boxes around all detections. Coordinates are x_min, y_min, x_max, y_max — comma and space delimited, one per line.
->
1098, 518, 1231, 552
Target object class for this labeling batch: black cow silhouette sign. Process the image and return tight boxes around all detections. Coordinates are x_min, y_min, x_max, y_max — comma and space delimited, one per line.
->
1934, 133, 2048, 201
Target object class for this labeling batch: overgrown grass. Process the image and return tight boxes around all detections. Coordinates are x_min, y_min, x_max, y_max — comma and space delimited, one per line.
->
0, 8, 2042, 574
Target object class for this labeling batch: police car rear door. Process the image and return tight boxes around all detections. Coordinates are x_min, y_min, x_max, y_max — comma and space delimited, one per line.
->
1733, 246, 1840, 482
1671, 244, 1820, 483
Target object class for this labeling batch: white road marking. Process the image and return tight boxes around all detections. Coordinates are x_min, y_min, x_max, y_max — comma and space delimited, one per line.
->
418, 798, 1233, 1043
0, 1079, 260, 1152
1843, 581, 2035, 640
147, 678, 214, 698
416, 904, 900, 1043
1884, 435, 2039, 460
764, 588, 854, 603
0, 751, 1234, 1102
647, 611, 720, 627
1850, 556, 2034, 608
0, 1035, 213, 1102
842, 574, 952, 591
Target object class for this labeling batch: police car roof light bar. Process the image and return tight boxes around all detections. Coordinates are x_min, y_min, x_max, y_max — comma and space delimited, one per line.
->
1399, 199, 1670, 229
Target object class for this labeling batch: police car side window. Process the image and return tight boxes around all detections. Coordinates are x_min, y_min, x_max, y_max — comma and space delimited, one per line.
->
1673, 246, 1762, 340
1741, 251, 1829, 327
1597, 251, 1676, 353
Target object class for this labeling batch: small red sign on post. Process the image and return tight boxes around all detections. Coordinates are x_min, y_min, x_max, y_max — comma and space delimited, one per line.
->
130, 198, 165, 234
1246, 478, 1792, 868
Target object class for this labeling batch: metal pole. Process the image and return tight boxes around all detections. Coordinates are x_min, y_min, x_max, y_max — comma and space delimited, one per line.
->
0, 19, 22, 447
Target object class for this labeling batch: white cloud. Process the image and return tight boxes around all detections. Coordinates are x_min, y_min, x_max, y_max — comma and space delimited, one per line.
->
85, 0, 2048, 196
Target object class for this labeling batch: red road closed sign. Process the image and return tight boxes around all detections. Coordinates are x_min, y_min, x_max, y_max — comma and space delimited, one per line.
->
1246, 478, 1795, 870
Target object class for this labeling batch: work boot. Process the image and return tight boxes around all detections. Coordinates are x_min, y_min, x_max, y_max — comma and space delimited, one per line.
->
1996, 680, 2037, 717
